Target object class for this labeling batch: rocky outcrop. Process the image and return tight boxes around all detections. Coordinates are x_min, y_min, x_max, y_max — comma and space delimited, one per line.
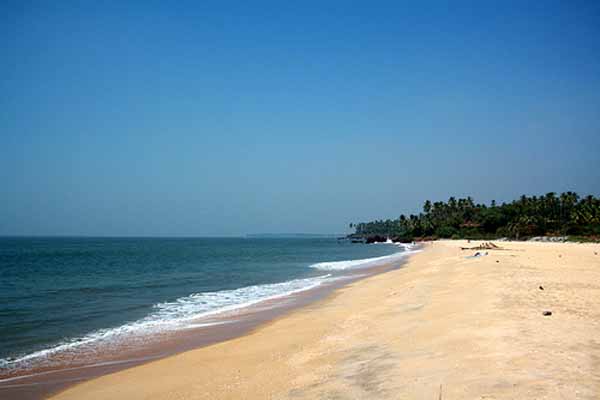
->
528, 236, 568, 242
365, 235, 387, 244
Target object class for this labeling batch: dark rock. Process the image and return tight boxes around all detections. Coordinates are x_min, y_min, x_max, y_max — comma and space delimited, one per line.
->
529, 236, 568, 243
539, 285, 544, 290
391, 236, 412, 243
542, 311, 552, 316
365, 235, 387, 244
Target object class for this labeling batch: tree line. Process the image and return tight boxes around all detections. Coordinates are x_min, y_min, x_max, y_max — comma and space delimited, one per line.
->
350, 192, 600, 241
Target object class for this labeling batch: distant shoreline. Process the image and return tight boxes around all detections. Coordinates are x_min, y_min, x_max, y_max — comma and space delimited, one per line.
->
350, 192, 600, 243
246, 233, 344, 238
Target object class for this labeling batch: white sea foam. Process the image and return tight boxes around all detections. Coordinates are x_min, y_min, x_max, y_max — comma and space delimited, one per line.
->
310, 245, 419, 271
1, 246, 421, 373
0, 275, 332, 372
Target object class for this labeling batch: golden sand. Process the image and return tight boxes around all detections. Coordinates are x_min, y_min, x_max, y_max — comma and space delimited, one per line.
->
51, 240, 600, 399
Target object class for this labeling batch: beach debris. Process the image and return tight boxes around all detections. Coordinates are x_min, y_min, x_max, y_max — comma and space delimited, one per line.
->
539, 285, 544, 290
438, 384, 443, 400
542, 311, 552, 316
496, 260, 500, 263
466, 251, 488, 259
528, 236, 568, 242
461, 242, 503, 251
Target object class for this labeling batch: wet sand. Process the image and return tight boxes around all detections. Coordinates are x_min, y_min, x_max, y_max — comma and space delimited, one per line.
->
48, 240, 600, 399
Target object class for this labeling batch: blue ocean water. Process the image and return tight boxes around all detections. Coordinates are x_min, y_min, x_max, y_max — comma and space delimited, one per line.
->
0, 237, 410, 374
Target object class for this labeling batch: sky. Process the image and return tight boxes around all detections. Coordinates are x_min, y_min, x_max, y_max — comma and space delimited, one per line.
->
2, 1, 600, 236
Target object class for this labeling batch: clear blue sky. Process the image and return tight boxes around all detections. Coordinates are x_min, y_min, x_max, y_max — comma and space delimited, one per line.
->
2, 1, 600, 236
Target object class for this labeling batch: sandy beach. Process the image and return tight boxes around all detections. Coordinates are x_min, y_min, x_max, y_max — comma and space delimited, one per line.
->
50, 240, 600, 399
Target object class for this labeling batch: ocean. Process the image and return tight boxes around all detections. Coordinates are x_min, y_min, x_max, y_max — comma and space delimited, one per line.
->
0, 237, 416, 395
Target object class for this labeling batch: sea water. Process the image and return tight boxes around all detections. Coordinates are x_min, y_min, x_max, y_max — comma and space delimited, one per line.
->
0, 237, 415, 376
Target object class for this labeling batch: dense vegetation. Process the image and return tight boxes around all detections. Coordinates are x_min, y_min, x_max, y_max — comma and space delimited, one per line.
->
350, 192, 600, 242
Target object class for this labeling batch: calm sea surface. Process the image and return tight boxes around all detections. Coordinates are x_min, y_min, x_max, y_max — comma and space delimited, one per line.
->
0, 237, 410, 375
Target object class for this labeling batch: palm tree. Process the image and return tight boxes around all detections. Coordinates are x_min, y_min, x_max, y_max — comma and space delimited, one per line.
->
423, 200, 432, 214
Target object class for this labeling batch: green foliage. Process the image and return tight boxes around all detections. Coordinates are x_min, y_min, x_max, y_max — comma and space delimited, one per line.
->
435, 226, 457, 238
566, 235, 600, 243
351, 192, 600, 241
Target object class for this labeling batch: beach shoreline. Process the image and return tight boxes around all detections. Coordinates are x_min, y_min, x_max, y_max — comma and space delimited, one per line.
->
0, 244, 417, 400
44, 240, 600, 400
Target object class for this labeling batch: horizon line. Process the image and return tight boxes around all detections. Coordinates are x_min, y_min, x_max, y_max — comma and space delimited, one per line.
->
0, 233, 346, 239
